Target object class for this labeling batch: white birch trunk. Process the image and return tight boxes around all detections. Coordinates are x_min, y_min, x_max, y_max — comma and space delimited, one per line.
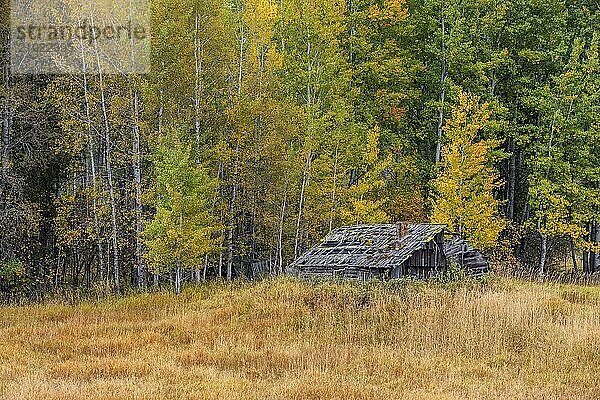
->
90, 11, 120, 293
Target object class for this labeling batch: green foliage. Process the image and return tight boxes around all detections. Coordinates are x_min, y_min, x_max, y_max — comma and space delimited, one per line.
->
526, 32, 600, 250
0, 260, 28, 295
341, 126, 391, 225
143, 130, 220, 273
435, 261, 468, 285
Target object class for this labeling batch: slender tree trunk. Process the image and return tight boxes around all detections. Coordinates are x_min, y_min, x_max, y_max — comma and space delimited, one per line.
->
79, 30, 105, 282
194, 10, 205, 164
218, 252, 223, 279
148, 80, 161, 287
125, 8, 145, 290
583, 223, 590, 274
591, 221, 599, 273
132, 87, 144, 289
294, 39, 314, 260
294, 151, 311, 259
277, 180, 288, 274
329, 144, 339, 232
0, 27, 14, 263
539, 230, 547, 276
225, 5, 247, 280
217, 161, 224, 279
225, 5, 246, 281
435, 1, 447, 163
176, 209, 184, 294
250, 116, 262, 263
507, 137, 516, 220
175, 259, 181, 294
91, 14, 120, 293
202, 253, 208, 281
104, 111, 119, 292
227, 141, 240, 280
570, 237, 578, 271
1, 27, 11, 177
595, 182, 600, 272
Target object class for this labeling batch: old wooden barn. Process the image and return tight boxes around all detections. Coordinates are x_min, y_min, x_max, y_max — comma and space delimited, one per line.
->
288, 223, 488, 280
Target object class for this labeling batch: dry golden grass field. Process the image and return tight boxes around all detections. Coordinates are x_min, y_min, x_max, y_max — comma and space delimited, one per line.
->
1, 277, 600, 400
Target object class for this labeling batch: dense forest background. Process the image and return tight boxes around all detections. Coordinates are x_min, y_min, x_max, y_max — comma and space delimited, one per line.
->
0, 0, 598, 297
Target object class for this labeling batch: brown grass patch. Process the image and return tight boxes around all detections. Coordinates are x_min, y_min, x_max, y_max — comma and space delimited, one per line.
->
1, 277, 600, 399
49, 358, 152, 380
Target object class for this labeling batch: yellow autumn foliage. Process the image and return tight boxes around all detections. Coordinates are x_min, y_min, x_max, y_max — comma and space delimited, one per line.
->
432, 91, 504, 251
368, 0, 409, 23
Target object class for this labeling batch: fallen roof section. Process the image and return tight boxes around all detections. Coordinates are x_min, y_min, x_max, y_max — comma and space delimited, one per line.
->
290, 223, 447, 271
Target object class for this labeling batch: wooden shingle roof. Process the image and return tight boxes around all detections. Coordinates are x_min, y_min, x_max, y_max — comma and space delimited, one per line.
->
290, 223, 446, 270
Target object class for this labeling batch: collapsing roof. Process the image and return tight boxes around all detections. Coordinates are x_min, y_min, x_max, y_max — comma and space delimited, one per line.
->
291, 223, 446, 270
288, 223, 488, 280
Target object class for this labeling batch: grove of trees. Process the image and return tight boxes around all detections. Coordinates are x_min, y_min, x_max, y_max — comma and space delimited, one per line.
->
0, 0, 598, 297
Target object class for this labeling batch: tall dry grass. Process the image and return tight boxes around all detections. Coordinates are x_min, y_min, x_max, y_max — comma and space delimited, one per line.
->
1, 277, 600, 399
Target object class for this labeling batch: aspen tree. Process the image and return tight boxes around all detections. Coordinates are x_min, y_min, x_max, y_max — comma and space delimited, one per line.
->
432, 91, 504, 251
143, 131, 217, 293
